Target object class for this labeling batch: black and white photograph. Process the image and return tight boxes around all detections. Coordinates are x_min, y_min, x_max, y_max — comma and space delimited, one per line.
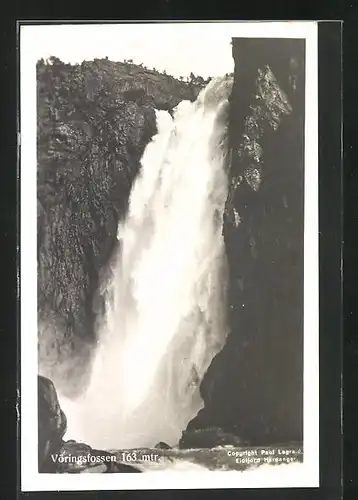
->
20, 21, 319, 491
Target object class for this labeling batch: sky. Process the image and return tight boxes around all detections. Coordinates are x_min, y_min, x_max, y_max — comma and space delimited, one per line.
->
21, 23, 236, 79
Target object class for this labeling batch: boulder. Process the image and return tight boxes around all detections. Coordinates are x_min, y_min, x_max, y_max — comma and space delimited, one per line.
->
38, 375, 67, 472
155, 441, 172, 450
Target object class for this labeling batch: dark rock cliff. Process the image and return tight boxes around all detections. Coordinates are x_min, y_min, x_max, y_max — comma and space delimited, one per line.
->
37, 58, 202, 396
185, 38, 306, 446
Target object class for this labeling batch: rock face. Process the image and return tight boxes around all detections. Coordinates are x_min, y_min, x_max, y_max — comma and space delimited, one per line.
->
185, 39, 305, 446
37, 58, 203, 396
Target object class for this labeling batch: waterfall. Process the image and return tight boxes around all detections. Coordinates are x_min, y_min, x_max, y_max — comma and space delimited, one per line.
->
59, 76, 233, 449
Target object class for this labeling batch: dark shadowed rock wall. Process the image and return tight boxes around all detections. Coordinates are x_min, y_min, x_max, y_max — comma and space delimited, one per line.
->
185, 38, 305, 446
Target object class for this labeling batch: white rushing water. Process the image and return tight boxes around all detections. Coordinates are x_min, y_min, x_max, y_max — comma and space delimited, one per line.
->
59, 76, 233, 449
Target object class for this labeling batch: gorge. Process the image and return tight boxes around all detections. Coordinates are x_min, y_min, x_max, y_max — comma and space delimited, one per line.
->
37, 37, 305, 467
